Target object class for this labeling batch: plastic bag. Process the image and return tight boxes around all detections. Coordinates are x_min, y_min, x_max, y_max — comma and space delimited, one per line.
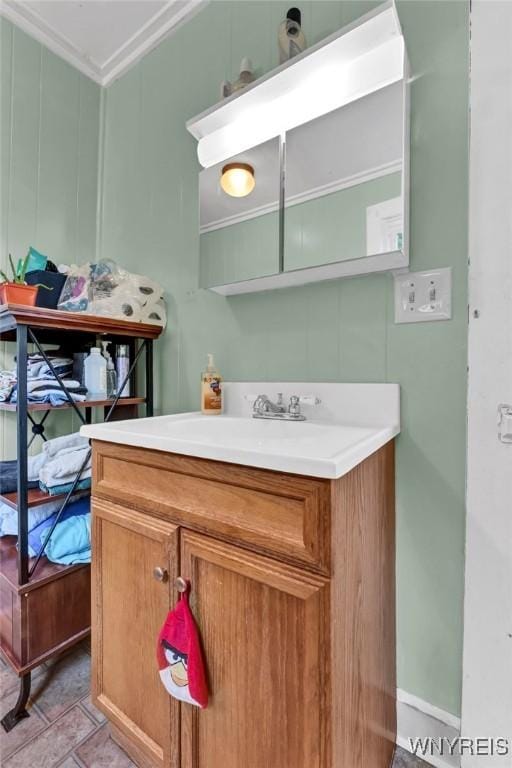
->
58, 260, 166, 327
57, 262, 91, 312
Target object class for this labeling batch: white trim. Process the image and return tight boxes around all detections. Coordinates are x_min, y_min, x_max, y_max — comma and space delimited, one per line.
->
398, 689, 461, 731
100, 0, 206, 87
0, 0, 103, 82
397, 689, 461, 768
0, 0, 206, 86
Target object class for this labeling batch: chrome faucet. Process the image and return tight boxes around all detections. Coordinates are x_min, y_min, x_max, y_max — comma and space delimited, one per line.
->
253, 393, 286, 415
252, 393, 319, 421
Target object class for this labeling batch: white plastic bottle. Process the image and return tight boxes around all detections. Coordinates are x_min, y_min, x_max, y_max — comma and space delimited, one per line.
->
84, 347, 107, 397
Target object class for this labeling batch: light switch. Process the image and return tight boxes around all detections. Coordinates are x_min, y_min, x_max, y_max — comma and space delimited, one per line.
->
394, 268, 452, 323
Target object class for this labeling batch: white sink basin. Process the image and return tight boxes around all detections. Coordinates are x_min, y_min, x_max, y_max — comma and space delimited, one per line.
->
81, 382, 400, 479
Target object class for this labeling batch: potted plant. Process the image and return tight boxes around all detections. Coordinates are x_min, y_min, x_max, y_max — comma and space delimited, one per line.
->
0, 252, 51, 306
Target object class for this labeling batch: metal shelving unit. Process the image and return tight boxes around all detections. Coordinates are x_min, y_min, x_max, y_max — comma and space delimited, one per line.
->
0, 303, 162, 731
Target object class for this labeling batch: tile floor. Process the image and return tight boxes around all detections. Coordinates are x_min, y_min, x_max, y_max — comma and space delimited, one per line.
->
1, 642, 430, 767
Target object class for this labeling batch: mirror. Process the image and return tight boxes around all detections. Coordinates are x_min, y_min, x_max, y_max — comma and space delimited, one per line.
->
284, 81, 406, 272
199, 137, 281, 289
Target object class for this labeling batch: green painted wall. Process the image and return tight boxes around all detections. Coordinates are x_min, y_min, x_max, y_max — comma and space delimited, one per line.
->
100, 1, 469, 716
0, 20, 101, 455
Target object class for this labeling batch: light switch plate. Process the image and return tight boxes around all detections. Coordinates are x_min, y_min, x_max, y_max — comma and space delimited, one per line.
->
394, 268, 452, 323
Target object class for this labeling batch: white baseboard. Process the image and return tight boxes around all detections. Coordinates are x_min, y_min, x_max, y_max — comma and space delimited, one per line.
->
397, 688, 461, 768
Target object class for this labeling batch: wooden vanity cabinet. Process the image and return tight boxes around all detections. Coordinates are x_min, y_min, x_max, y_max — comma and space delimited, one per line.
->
92, 500, 180, 768
91, 439, 396, 768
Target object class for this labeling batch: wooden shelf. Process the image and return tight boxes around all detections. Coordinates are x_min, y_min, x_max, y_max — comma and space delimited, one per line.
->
0, 535, 88, 594
0, 396, 145, 412
0, 303, 163, 340
0, 487, 90, 510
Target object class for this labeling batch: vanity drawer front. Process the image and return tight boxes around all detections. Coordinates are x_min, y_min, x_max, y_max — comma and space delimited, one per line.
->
92, 441, 330, 572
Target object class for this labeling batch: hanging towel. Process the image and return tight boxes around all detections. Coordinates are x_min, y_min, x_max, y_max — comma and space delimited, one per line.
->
157, 584, 208, 708
27, 496, 90, 557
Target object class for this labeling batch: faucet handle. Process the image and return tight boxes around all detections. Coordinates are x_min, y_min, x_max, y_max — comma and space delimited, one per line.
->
288, 395, 301, 415
288, 394, 321, 415
298, 395, 321, 406
244, 393, 265, 405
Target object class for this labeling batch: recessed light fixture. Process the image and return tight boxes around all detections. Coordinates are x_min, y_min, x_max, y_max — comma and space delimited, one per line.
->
220, 163, 255, 197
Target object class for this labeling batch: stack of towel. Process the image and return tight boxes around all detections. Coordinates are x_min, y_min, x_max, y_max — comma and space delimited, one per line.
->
0, 495, 91, 565
27, 353, 73, 379
37, 432, 91, 495
0, 351, 87, 407
0, 432, 91, 496
0, 432, 92, 565
28, 496, 91, 564
0, 497, 63, 536
0, 371, 16, 403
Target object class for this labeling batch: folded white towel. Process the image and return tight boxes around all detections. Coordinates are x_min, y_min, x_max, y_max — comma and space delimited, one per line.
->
42, 432, 88, 461
39, 446, 91, 484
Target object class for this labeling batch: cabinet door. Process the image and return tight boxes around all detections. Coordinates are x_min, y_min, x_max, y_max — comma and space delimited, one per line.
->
92, 498, 179, 768
180, 531, 330, 768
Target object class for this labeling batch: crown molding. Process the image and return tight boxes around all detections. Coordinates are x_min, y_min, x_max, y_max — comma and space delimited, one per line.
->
0, 0, 207, 87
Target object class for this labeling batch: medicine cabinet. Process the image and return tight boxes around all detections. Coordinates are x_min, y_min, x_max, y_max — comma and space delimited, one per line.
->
188, 0, 409, 296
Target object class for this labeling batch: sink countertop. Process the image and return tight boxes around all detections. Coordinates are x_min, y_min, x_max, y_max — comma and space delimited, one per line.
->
81, 382, 400, 479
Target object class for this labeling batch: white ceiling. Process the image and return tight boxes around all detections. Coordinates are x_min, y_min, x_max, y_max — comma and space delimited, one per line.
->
1, 0, 205, 86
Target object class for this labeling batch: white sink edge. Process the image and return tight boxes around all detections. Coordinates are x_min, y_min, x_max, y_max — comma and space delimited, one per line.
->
81, 415, 399, 480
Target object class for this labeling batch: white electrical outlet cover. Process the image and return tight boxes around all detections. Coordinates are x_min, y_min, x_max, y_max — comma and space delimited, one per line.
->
394, 267, 452, 324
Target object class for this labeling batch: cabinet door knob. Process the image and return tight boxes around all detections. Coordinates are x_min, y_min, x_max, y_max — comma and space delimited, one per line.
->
153, 566, 168, 582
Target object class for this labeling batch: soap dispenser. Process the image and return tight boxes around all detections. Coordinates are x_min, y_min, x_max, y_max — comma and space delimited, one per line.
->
201, 353, 223, 415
